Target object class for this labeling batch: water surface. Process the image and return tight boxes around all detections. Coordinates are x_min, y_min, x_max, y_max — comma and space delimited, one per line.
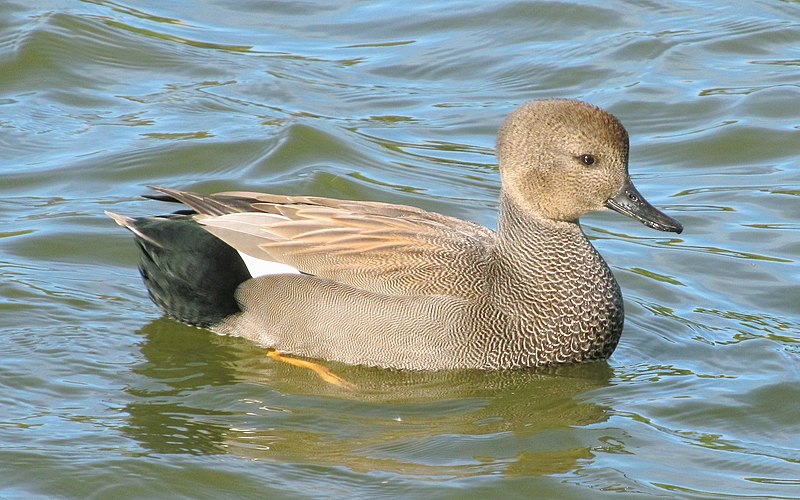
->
1, 0, 799, 498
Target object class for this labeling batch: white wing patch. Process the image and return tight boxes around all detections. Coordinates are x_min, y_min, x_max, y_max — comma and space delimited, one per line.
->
238, 251, 300, 278
197, 212, 302, 277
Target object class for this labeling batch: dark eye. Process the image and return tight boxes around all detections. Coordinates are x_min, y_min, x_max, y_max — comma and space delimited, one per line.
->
580, 154, 596, 166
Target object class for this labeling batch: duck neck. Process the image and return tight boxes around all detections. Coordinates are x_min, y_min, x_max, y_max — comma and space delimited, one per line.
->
489, 193, 624, 366
496, 193, 585, 255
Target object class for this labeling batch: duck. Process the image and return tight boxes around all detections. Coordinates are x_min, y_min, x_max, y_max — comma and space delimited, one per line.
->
108, 99, 682, 371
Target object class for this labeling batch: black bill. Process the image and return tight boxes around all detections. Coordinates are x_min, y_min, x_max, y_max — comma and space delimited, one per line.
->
605, 177, 683, 234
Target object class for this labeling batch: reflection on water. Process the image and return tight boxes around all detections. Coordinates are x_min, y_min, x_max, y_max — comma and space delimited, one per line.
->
123, 320, 612, 477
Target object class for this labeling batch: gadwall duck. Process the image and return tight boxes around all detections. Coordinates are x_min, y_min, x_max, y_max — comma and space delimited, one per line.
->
108, 99, 682, 370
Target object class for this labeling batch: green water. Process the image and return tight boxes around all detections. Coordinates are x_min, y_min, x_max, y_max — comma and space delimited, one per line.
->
2, 0, 799, 498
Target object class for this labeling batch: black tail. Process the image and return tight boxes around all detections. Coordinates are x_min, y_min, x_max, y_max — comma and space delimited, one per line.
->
108, 212, 251, 328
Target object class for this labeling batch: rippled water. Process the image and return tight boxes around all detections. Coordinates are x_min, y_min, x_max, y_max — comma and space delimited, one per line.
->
2, 0, 799, 497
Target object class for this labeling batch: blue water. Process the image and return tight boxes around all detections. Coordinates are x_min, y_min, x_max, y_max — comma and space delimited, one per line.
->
1, 0, 799, 498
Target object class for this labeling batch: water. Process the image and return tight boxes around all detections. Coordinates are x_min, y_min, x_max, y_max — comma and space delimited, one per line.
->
2, 0, 799, 497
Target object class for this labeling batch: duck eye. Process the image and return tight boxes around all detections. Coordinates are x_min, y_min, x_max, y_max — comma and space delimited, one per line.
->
580, 154, 596, 166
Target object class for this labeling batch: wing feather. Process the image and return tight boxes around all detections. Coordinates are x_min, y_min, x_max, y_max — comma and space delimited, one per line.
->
154, 187, 495, 297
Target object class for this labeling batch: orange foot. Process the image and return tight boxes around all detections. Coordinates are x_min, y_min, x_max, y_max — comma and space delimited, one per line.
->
266, 350, 355, 389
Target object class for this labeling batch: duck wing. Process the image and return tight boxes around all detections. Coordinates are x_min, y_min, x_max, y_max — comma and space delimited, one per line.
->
150, 187, 495, 298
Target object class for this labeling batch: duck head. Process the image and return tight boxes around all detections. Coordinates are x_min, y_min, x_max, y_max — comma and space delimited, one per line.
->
497, 99, 683, 234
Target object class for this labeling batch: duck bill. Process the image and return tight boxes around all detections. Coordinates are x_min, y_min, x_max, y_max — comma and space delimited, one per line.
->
605, 178, 683, 234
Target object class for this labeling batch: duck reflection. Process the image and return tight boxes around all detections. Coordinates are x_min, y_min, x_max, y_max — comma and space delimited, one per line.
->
123, 318, 613, 476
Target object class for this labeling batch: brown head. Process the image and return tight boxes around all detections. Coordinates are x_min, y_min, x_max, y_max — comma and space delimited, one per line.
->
497, 99, 682, 232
